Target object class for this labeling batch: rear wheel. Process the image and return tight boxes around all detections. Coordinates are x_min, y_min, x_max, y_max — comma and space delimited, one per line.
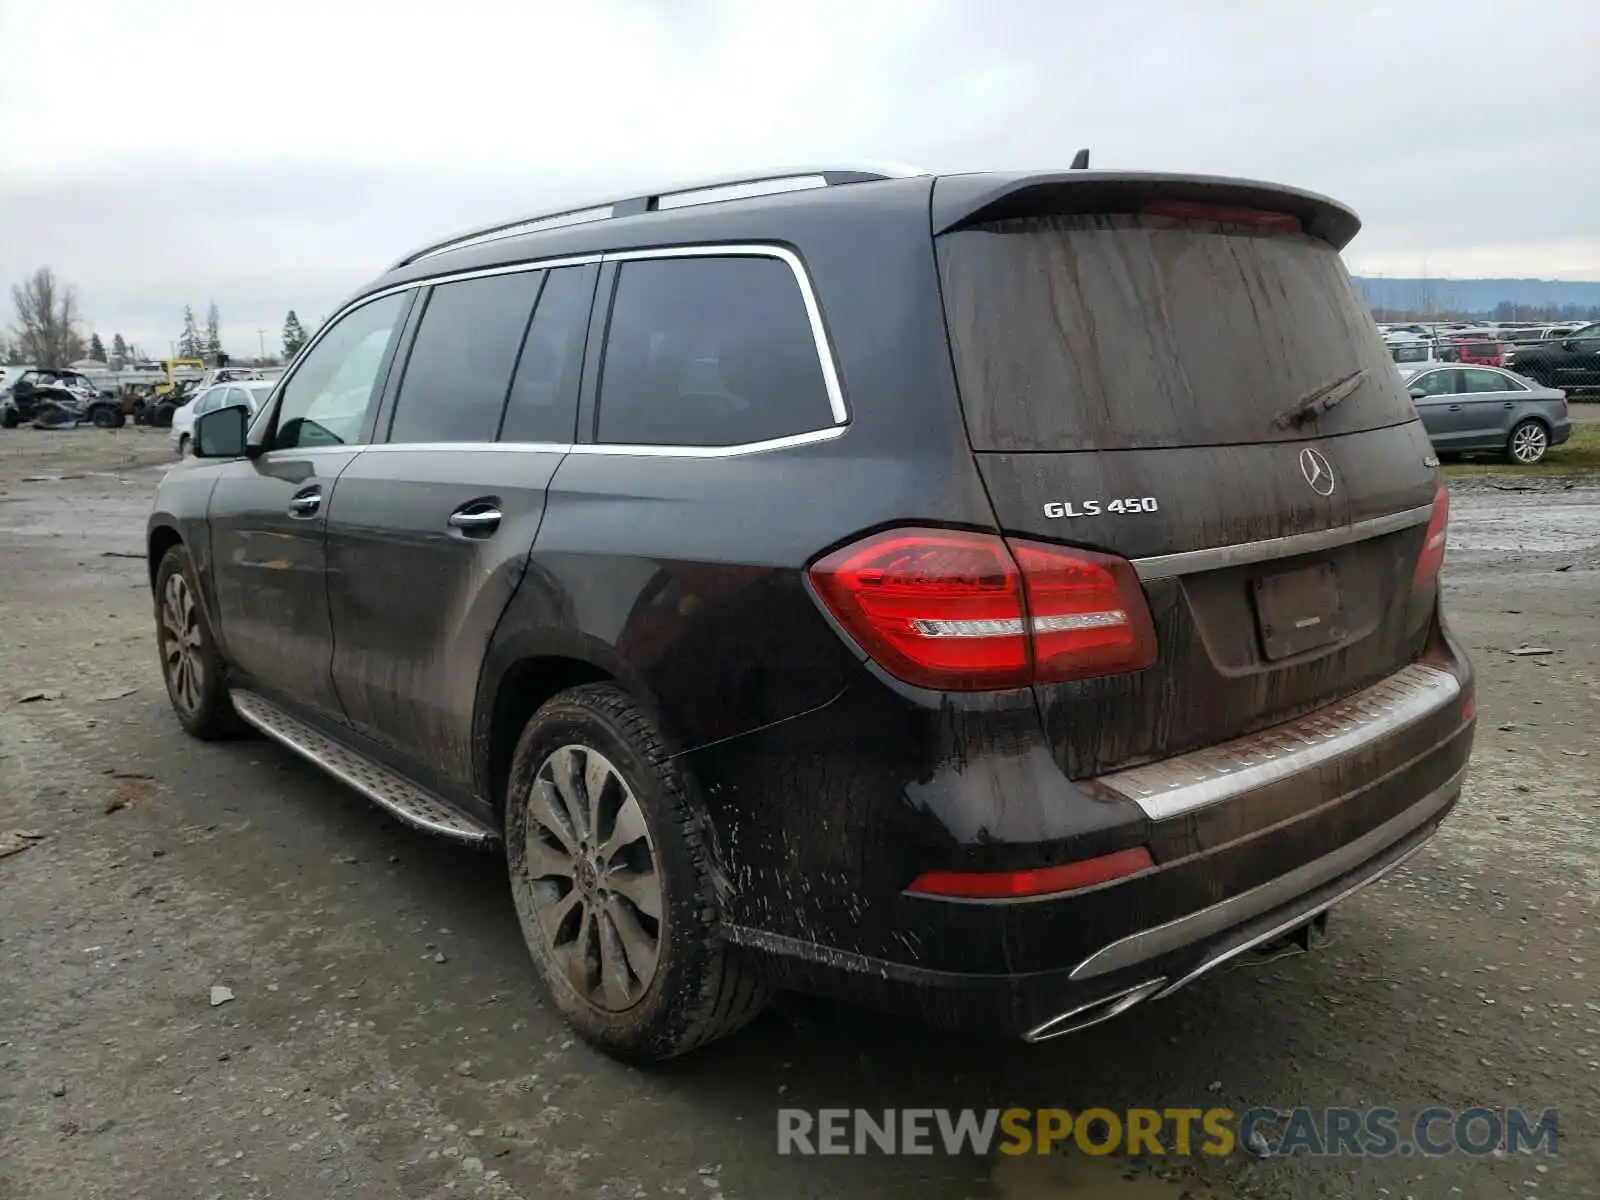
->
154, 545, 244, 739
1507, 418, 1549, 465
91, 405, 124, 428
177, 433, 191, 458
1, 407, 15, 429
505, 683, 770, 1061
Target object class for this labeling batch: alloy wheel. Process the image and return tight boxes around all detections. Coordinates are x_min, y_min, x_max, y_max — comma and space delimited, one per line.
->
160, 572, 204, 714
522, 744, 663, 1011
1511, 423, 1547, 464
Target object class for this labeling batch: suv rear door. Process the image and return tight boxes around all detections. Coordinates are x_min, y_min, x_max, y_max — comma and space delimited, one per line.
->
321, 263, 598, 797
934, 181, 1440, 778
525, 248, 860, 750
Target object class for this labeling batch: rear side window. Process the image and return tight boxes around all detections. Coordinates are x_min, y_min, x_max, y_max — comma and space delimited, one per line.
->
388, 272, 543, 443
1461, 369, 1508, 393
939, 214, 1417, 450
499, 265, 596, 444
596, 255, 833, 447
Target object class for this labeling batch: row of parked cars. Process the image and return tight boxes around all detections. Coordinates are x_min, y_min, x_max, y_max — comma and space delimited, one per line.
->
1382, 321, 1600, 387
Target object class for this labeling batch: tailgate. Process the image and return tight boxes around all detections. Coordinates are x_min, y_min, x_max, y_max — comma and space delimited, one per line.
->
935, 178, 1441, 777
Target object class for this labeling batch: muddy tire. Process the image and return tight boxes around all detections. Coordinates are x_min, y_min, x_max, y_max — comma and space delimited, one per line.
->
1, 408, 15, 429
505, 683, 769, 1062
91, 405, 125, 429
154, 544, 245, 740
1506, 418, 1549, 465
177, 434, 191, 458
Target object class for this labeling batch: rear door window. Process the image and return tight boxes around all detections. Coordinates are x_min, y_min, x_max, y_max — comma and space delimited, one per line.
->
1461, 368, 1509, 393
938, 214, 1418, 450
499, 265, 596, 444
595, 255, 834, 447
388, 271, 543, 443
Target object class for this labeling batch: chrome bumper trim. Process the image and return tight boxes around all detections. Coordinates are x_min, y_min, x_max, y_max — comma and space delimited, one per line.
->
1069, 769, 1462, 982
1098, 663, 1463, 822
1131, 503, 1433, 581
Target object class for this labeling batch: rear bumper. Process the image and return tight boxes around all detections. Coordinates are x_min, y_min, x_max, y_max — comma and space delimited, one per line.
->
701, 622, 1474, 1037
728, 769, 1458, 1037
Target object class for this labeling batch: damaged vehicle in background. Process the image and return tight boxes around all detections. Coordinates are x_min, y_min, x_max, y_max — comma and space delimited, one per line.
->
147, 165, 1476, 1061
1, 368, 124, 429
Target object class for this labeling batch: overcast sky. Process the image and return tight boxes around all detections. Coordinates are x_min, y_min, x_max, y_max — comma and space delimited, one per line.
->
3, 0, 1597, 359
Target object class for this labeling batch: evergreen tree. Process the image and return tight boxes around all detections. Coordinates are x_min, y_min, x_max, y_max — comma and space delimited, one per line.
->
88, 332, 107, 362
204, 303, 223, 357
178, 306, 203, 358
282, 310, 308, 359
111, 333, 128, 364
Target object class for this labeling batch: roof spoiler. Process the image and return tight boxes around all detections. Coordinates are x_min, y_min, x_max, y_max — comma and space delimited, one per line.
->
931, 171, 1362, 249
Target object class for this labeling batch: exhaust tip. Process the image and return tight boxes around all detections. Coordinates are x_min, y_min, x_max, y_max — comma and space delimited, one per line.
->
1023, 977, 1166, 1043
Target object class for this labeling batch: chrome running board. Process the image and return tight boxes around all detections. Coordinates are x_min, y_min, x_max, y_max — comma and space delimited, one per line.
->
231, 690, 498, 846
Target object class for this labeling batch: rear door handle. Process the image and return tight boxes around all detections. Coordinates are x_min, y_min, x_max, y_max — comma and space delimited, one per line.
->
448, 505, 502, 534
288, 488, 321, 516
1503, 402, 1515, 408
1447, 404, 1463, 411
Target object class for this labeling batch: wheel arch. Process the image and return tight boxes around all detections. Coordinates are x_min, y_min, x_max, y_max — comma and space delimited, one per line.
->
147, 521, 185, 592
474, 633, 670, 818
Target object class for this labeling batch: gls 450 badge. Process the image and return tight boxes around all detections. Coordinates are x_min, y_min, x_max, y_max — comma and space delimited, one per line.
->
1043, 496, 1161, 519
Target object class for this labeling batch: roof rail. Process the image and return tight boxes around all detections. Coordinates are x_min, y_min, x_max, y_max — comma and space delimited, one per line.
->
391, 162, 929, 269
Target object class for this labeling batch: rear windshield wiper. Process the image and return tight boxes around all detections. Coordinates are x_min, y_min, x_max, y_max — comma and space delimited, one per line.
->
1273, 368, 1368, 430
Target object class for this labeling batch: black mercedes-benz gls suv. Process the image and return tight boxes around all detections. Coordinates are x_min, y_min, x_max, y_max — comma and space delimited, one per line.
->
148, 165, 1474, 1060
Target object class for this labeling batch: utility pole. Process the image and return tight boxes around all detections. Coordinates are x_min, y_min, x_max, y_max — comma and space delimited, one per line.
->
257, 328, 266, 362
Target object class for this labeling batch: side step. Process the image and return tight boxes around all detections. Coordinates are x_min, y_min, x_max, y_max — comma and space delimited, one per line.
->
231, 690, 499, 847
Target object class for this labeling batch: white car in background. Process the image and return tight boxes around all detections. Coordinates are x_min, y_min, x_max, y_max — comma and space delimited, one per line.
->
172, 380, 275, 456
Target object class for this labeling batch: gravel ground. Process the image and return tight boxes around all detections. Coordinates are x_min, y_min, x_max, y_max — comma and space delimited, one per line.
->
1, 427, 1597, 1200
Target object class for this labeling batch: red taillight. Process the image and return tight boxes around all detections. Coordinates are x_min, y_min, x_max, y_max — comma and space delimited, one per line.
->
807, 528, 1158, 691
1412, 485, 1450, 589
1460, 693, 1476, 724
906, 846, 1155, 899
1140, 200, 1303, 234
1010, 539, 1160, 682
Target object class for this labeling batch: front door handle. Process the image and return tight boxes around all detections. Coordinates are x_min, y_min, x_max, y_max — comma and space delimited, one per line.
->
288, 488, 321, 516
448, 506, 503, 534
1503, 401, 1515, 408
1448, 404, 1463, 411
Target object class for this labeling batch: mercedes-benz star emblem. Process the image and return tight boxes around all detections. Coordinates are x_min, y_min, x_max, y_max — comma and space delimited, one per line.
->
1298, 447, 1336, 496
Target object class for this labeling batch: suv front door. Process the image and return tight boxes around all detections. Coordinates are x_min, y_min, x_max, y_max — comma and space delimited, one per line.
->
207, 291, 411, 718
322, 264, 597, 797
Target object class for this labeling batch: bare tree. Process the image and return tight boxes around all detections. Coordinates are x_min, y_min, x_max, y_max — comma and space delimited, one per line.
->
10, 267, 85, 366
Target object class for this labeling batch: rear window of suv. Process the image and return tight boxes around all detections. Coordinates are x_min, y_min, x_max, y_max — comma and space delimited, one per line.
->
938, 214, 1417, 451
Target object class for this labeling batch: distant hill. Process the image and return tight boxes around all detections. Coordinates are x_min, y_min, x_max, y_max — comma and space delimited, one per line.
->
1353, 277, 1600, 318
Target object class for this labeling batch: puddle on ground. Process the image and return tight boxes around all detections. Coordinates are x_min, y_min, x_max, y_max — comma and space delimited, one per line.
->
1447, 487, 1600, 555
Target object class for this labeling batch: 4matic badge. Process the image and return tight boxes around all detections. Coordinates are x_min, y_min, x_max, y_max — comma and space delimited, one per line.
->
1042, 496, 1161, 519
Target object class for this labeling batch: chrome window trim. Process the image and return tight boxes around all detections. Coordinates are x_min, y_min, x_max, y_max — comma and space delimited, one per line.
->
599, 243, 849, 427
358, 424, 849, 459
271, 245, 848, 456
359, 440, 571, 455
1130, 503, 1433, 581
571, 424, 847, 458
1094, 662, 1462, 821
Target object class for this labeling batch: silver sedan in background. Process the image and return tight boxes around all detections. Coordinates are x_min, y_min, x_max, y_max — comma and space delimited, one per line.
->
1400, 364, 1571, 464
